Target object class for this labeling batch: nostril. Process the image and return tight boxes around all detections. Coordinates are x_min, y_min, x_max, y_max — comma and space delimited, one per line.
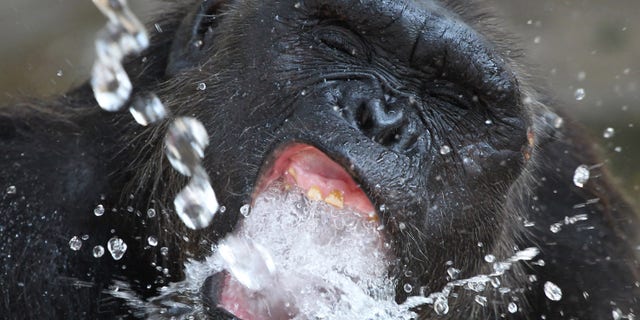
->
356, 99, 406, 145
357, 101, 374, 131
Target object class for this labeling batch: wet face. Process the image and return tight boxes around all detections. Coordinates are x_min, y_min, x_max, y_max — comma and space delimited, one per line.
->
162, 0, 529, 317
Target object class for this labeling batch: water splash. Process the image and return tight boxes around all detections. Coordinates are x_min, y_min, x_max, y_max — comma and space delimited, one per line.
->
173, 168, 219, 230
90, 0, 219, 230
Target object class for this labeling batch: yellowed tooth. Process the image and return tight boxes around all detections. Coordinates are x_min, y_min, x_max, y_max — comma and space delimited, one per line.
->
324, 190, 344, 209
306, 186, 323, 201
287, 167, 298, 180
367, 211, 380, 222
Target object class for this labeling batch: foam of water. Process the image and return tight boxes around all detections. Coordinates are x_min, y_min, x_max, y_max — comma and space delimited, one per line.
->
112, 181, 428, 319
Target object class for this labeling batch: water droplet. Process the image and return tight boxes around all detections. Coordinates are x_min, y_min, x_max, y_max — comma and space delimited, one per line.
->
484, 254, 496, 263
240, 204, 251, 217
403, 283, 413, 293
577, 71, 586, 81
543, 281, 562, 301
129, 93, 168, 126
534, 36, 541, 44
439, 145, 451, 155
398, 222, 406, 230
550, 223, 562, 233
529, 274, 538, 282
69, 236, 83, 251
508, 302, 518, 313
56, 70, 64, 77
165, 117, 210, 176
94, 204, 105, 216
174, 168, 219, 230
146, 208, 156, 218
160, 247, 169, 256
433, 296, 449, 315
197, 82, 207, 91
93, 245, 105, 258
447, 267, 460, 280
574, 88, 586, 101
107, 237, 128, 260
573, 165, 590, 188
147, 236, 158, 247
603, 127, 615, 139
474, 295, 487, 307
614, 146, 623, 153
91, 60, 132, 112
6, 185, 16, 195
93, 2, 149, 53
82, 234, 90, 241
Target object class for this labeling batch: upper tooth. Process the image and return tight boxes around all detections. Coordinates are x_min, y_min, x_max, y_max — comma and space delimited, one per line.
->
306, 186, 323, 201
324, 190, 344, 209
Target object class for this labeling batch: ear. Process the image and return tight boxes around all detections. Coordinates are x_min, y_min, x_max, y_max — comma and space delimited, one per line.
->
166, 0, 231, 75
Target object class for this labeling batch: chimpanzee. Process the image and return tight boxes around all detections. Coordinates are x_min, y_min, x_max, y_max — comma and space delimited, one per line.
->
1, 0, 638, 319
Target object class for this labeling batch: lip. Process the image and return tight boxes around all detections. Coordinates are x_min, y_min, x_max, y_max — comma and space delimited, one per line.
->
252, 143, 377, 220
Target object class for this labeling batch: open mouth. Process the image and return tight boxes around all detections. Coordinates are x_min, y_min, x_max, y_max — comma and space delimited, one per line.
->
214, 144, 395, 320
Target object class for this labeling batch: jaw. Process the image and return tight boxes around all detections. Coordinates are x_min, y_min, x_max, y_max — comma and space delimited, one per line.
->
213, 143, 396, 319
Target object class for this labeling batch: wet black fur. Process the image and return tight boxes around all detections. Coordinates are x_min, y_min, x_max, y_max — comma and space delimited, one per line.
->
1, 0, 638, 319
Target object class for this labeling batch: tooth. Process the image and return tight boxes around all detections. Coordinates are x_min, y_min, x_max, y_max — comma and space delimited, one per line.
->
306, 186, 323, 201
287, 167, 298, 180
324, 190, 344, 209
368, 211, 380, 222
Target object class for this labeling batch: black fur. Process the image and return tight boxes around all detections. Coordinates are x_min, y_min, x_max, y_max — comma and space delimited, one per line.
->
1, 0, 638, 319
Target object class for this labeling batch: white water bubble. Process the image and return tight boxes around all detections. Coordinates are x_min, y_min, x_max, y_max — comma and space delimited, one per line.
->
573, 165, 590, 188
165, 117, 210, 176
574, 88, 586, 101
439, 145, 452, 155
543, 281, 562, 301
433, 296, 449, 315
474, 295, 487, 307
403, 283, 413, 293
484, 254, 496, 263
240, 204, 251, 217
93, 245, 105, 258
129, 93, 168, 126
94, 204, 105, 216
107, 236, 128, 260
91, 59, 132, 112
69, 236, 83, 251
146, 208, 156, 218
174, 168, 219, 230
508, 302, 518, 313
160, 247, 169, 256
147, 236, 158, 247
6, 185, 16, 195
197, 82, 207, 91
603, 127, 615, 139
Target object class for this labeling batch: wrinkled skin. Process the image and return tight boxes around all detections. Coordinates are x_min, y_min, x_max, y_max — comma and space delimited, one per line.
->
1, 0, 638, 319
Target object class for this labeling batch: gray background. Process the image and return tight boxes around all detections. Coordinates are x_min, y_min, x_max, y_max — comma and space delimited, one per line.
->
1, 0, 638, 207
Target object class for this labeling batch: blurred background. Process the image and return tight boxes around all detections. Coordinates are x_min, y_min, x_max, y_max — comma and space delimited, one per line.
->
0, 0, 638, 207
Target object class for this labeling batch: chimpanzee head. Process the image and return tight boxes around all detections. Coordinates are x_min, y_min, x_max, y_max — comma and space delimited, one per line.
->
123, 0, 535, 318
